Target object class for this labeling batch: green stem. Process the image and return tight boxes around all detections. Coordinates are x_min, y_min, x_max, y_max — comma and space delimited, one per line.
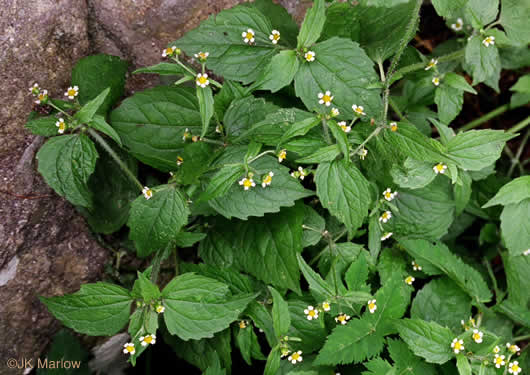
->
459, 104, 511, 132
172, 56, 197, 77
247, 150, 276, 164
514, 334, 530, 342
48, 102, 72, 119
87, 128, 143, 191
507, 129, 529, 177
484, 259, 502, 304
201, 137, 226, 146
394, 48, 465, 77
507, 116, 530, 134
321, 118, 332, 145
389, 97, 406, 121
173, 250, 179, 276
351, 126, 383, 156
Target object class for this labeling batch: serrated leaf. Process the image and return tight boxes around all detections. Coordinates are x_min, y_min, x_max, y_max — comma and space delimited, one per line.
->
494, 299, 530, 328
36, 134, 98, 208
395, 319, 454, 364
25, 116, 61, 136
297, 0, 325, 48
110, 86, 201, 171
431, 0, 468, 18
36, 330, 90, 375
127, 184, 190, 257
236, 325, 264, 365
444, 72, 477, 94
387, 338, 438, 375
500, 0, 530, 45
269, 287, 291, 337
465, 36, 501, 85
465, 0, 498, 29
302, 205, 326, 247
133, 62, 188, 76
264, 346, 281, 375
315, 159, 371, 236
40, 283, 132, 336
74, 88, 110, 124
327, 120, 350, 160
500, 199, 530, 255
224, 96, 278, 139
255, 50, 300, 93
88, 115, 122, 146
390, 158, 437, 189
503, 253, 530, 306
197, 85, 214, 137
131, 272, 161, 302
174, 142, 216, 186
446, 129, 516, 171
198, 164, 246, 203
294, 37, 382, 118
296, 144, 341, 164
279, 116, 321, 145
456, 354, 472, 375
345, 254, 369, 291
483, 176, 530, 207
454, 171, 472, 216
435, 85, 464, 124
321, 2, 361, 41
162, 273, 255, 340
297, 253, 335, 298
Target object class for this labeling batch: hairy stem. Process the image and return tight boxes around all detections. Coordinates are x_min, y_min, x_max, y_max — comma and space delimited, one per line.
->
351, 126, 382, 156
507, 115, 530, 134
321, 118, 332, 144
394, 48, 465, 77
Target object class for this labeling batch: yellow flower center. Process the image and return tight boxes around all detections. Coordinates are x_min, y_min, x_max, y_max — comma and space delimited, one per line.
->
279, 151, 286, 159
368, 302, 376, 310
239, 321, 247, 329
291, 353, 300, 360
306, 53, 313, 61
382, 212, 389, 220
512, 364, 520, 371
143, 336, 153, 344
59, 122, 66, 131
391, 124, 398, 131
323, 303, 330, 310
322, 94, 331, 103
243, 179, 253, 188
337, 315, 346, 322
340, 125, 348, 131
454, 341, 463, 350
354, 107, 363, 114
308, 310, 316, 317
145, 189, 153, 198
165, 47, 174, 55
245, 32, 253, 40
473, 333, 481, 341
38, 93, 46, 100
199, 52, 207, 59
495, 357, 503, 365
272, 34, 280, 41
68, 88, 77, 97
406, 276, 414, 284
263, 175, 272, 184
198, 76, 208, 85
125, 345, 134, 353
435, 164, 445, 172
385, 192, 392, 199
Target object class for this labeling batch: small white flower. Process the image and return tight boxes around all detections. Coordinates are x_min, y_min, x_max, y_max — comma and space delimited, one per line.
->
432, 77, 440, 86
242, 28, 255, 44
352, 104, 366, 116
451, 18, 463, 31
269, 29, 280, 44
155, 305, 165, 314
338, 121, 351, 133
472, 329, 483, 344
239, 177, 256, 190
55, 118, 67, 134
278, 149, 287, 163
451, 338, 464, 354
382, 188, 397, 201
494, 354, 506, 368
433, 163, 448, 174
318, 91, 333, 106
322, 301, 331, 311
367, 299, 377, 314
506, 343, 521, 353
29, 83, 40, 95
304, 305, 319, 320
335, 313, 351, 325
425, 58, 438, 70
298, 166, 308, 180
523, 249, 530, 256
194, 51, 209, 60
412, 261, 422, 271
64, 85, 79, 100
261, 171, 274, 188
389, 122, 398, 132
123, 342, 135, 355
287, 350, 303, 364
405, 275, 415, 285
35, 89, 48, 104
182, 128, 190, 141
493, 345, 500, 354
330, 107, 340, 117
482, 36, 495, 47
139, 334, 156, 347
508, 361, 522, 375
358, 148, 368, 160
379, 210, 392, 223
162, 46, 177, 57
142, 186, 153, 200
177, 156, 184, 166
304, 51, 316, 62
215, 124, 222, 133
381, 232, 393, 241
196, 73, 210, 88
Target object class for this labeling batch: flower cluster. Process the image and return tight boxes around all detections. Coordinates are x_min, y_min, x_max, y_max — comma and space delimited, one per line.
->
278, 149, 287, 163
432, 77, 441, 86
242, 29, 255, 44
291, 166, 308, 180
404, 275, 415, 285
451, 338, 464, 354
338, 121, 351, 133
411, 261, 422, 271
239, 176, 256, 191
381, 232, 393, 241
390, 122, 398, 132
162, 46, 178, 58
196, 73, 210, 88
358, 148, 368, 160
379, 210, 392, 223
123, 333, 157, 356
29, 83, 49, 104
304, 305, 319, 320
352, 104, 366, 116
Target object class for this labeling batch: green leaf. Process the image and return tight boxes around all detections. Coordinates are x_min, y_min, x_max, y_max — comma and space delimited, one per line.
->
264, 346, 281, 375
390, 158, 437, 189
435, 85, 464, 124
456, 354, 472, 375
296, 145, 341, 164
198, 165, 246, 203
203, 355, 226, 375
315, 159, 371, 236
207, 147, 312, 220
214, 80, 247, 120
345, 255, 369, 291
465, 0, 499, 28
411, 277, 472, 330
199, 204, 304, 293
327, 120, 350, 160
40, 283, 132, 336
444, 73, 477, 94
244, 0, 298, 47
25, 116, 61, 136
279, 116, 320, 145
131, 272, 161, 302
465, 36, 501, 85
431, 0, 468, 18
128, 307, 159, 363
294, 37, 382, 118
127, 184, 190, 257
387, 339, 437, 375
297, 253, 335, 299
224, 96, 278, 139
287, 299, 328, 353
255, 50, 300, 93
399, 239, 493, 303
133, 62, 188, 76
36, 134, 98, 208
236, 325, 264, 365
176, 5, 275, 84
494, 299, 530, 328
162, 273, 255, 340
269, 287, 291, 337
503, 253, 530, 306
74, 88, 110, 124
368, 215, 382, 262
88, 115, 122, 147
174, 142, 216, 185
71, 54, 127, 113
321, 2, 361, 42
197, 85, 214, 137
483, 176, 530, 207
297, 0, 325, 48
363, 357, 394, 375
454, 171, 472, 216
395, 319, 454, 364
302, 205, 326, 247
36, 330, 90, 375
446, 129, 516, 171
500, 0, 530, 45
500, 199, 530, 255
110, 86, 201, 171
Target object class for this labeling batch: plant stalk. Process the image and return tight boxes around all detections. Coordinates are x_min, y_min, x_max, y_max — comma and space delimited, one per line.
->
459, 104, 510, 132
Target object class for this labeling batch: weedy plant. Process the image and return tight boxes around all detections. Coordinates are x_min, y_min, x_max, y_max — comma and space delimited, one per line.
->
25, 0, 530, 373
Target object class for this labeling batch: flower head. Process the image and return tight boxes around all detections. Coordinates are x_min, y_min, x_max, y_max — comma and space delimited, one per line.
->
433, 163, 447, 174
177, 156, 184, 166
278, 149, 287, 163
298, 166, 308, 180
482, 36, 495, 47
506, 343, 521, 354
239, 320, 247, 329
318, 91, 333, 107
304, 51, 315, 62
155, 305, 165, 314
262, 171, 274, 188
451, 338, 464, 354
142, 186, 153, 200
367, 299, 377, 314
139, 334, 156, 347
509, 361, 522, 374
493, 345, 500, 354
358, 148, 368, 160
335, 313, 351, 325
288, 350, 303, 364
194, 51, 209, 61
405, 275, 415, 285
162, 46, 177, 57
269, 30, 280, 44
35, 89, 48, 104
432, 77, 440, 86
64, 86, 79, 100
338, 121, 351, 133
322, 301, 331, 312
383, 188, 397, 201
239, 176, 256, 190
304, 305, 319, 320
381, 232, 393, 241
494, 354, 506, 368
281, 348, 290, 358
29, 83, 40, 95
425, 58, 438, 70
352, 104, 366, 116
523, 248, 530, 256
55, 118, 67, 134
330, 107, 340, 117
196, 73, 210, 88
242, 29, 255, 44
390, 122, 398, 132
379, 210, 392, 223
451, 18, 463, 31
412, 261, 422, 271
123, 342, 135, 355
472, 329, 483, 343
